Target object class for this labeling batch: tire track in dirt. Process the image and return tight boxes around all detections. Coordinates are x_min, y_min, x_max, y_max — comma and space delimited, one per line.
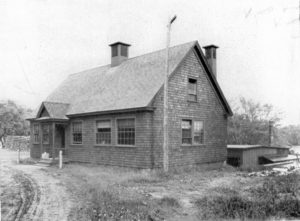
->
8, 167, 42, 221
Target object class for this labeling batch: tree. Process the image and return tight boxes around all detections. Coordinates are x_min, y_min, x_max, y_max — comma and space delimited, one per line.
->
275, 125, 300, 146
0, 100, 33, 148
228, 97, 281, 145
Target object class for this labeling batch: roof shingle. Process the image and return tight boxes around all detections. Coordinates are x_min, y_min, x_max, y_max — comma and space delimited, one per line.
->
46, 41, 196, 116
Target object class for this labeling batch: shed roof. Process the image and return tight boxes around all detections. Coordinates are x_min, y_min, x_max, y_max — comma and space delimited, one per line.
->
227, 145, 290, 150
32, 41, 232, 119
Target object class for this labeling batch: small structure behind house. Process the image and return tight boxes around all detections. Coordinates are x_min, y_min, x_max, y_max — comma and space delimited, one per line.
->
227, 145, 293, 170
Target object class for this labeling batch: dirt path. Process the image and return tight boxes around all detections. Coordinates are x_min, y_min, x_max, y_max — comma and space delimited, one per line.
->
0, 150, 73, 221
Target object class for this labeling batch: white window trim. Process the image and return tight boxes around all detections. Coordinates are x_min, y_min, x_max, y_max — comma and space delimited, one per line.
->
71, 120, 83, 145
115, 117, 136, 147
94, 119, 112, 146
181, 118, 205, 146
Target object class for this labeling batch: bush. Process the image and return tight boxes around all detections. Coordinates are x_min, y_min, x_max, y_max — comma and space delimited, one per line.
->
196, 173, 300, 220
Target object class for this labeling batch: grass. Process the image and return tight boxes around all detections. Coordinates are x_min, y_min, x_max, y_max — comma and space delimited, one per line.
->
44, 162, 300, 220
195, 173, 300, 220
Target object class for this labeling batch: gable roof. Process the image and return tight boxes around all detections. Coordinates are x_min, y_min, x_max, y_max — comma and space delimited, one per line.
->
37, 40, 232, 118
34, 102, 70, 120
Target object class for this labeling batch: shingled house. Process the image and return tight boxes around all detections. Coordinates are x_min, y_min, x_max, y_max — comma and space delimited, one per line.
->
28, 41, 232, 169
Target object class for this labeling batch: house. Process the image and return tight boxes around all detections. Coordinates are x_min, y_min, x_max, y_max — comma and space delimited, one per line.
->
227, 145, 292, 169
27, 40, 233, 169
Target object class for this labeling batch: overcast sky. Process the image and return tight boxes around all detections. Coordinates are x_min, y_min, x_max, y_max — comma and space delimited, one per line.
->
1, 0, 299, 125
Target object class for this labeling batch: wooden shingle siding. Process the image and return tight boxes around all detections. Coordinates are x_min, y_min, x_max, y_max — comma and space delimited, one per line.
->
152, 49, 228, 169
66, 112, 153, 168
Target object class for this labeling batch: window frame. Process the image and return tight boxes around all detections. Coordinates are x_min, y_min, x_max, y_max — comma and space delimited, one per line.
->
181, 119, 205, 146
42, 124, 50, 144
71, 121, 83, 145
116, 117, 136, 147
187, 77, 197, 102
33, 123, 40, 144
95, 119, 112, 146
193, 120, 204, 145
181, 119, 193, 145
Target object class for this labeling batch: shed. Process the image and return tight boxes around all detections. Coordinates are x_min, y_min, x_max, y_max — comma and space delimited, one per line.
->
227, 145, 290, 169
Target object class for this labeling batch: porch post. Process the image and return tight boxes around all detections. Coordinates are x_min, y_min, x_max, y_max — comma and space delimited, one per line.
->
52, 123, 55, 161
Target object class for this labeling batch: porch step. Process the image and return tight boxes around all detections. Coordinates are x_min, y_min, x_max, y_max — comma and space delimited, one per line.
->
36, 159, 53, 167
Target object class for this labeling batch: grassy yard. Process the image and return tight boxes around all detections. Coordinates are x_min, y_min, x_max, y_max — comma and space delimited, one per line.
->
40, 163, 300, 220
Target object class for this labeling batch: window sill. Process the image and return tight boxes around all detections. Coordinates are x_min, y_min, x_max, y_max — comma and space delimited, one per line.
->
71, 143, 83, 146
115, 145, 136, 148
93, 145, 136, 148
181, 144, 205, 147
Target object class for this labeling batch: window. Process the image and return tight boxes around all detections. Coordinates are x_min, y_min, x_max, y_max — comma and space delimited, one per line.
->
182, 120, 204, 145
188, 78, 197, 102
117, 118, 135, 145
72, 122, 82, 144
111, 45, 118, 57
194, 121, 204, 144
182, 120, 192, 145
120, 45, 128, 56
42, 124, 50, 144
33, 124, 39, 143
96, 120, 111, 145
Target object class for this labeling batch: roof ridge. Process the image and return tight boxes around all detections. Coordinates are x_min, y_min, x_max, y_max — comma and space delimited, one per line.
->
67, 41, 197, 77
126, 40, 197, 62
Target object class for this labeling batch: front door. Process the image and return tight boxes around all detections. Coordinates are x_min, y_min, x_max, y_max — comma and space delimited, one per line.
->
55, 124, 66, 156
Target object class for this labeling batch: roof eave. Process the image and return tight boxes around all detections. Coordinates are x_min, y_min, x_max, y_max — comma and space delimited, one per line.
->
66, 106, 155, 118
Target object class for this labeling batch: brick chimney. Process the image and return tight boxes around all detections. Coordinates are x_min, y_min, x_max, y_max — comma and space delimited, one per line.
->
109, 42, 131, 67
203, 45, 218, 78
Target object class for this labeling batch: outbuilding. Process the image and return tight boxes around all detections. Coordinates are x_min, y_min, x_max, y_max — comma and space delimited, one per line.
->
227, 145, 291, 169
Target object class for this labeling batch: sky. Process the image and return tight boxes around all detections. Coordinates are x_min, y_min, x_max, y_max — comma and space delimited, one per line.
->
1, 0, 300, 125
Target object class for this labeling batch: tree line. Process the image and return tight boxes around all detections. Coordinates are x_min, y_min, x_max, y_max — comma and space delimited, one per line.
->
228, 97, 300, 146
0, 100, 33, 147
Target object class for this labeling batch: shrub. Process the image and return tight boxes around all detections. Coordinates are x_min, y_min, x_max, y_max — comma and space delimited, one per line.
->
196, 173, 300, 220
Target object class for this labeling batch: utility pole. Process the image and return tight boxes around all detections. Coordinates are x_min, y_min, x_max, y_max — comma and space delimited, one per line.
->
163, 15, 177, 172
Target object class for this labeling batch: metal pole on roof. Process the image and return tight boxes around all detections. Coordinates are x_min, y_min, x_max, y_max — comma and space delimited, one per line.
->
163, 15, 177, 173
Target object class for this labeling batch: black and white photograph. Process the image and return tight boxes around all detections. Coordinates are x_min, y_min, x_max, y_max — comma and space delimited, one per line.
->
0, 0, 300, 220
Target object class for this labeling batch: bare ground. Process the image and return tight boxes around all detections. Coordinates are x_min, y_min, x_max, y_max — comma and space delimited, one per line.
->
0, 150, 73, 221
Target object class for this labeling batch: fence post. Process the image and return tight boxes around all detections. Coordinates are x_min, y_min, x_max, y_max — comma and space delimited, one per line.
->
59, 150, 63, 169
17, 147, 20, 164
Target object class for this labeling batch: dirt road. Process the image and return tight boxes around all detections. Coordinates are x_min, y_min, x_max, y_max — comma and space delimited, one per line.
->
0, 150, 73, 221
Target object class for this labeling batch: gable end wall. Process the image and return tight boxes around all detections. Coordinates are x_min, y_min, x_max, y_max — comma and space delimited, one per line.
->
152, 48, 228, 169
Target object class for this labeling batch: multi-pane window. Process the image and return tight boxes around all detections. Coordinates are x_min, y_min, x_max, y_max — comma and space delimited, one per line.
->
188, 78, 197, 102
72, 122, 82, 144
182, 120, 192, 145
96, 120, 111, 145
33, 124, 39, 143
117, 118, 135, 145
182, 120, 204, 145
42, 124, 50, 144
194, 121, 204, 144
